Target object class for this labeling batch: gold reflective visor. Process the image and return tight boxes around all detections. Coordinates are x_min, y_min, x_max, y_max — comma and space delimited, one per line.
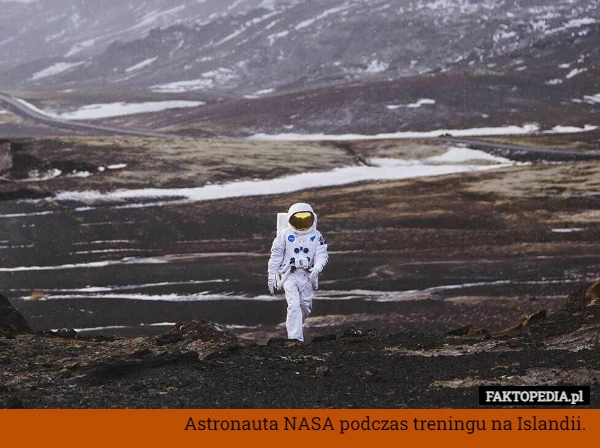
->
289, 211, 314, 231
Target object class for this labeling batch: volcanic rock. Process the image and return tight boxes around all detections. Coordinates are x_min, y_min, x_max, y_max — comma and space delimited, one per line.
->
564, 280, 600, 311
0, 294, 32, 335
156, 318, 238, 344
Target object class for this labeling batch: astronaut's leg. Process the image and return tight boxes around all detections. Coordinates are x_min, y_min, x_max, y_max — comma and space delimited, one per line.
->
283, 274, 304, 341
298, 271, 314, 323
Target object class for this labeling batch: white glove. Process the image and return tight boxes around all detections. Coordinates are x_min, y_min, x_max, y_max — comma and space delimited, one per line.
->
268, 273, 276, 294
309, 264, 322, 282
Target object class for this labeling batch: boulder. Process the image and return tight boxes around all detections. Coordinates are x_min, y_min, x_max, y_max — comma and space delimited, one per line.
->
155, 318, 238, 344
499, 310, 547, 334
564, 280, 600, 311
0, 294, 32, 334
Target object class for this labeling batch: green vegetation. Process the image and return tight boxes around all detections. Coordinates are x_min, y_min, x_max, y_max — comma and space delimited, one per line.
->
11, 136, 363, 191
477, 130, 600, 152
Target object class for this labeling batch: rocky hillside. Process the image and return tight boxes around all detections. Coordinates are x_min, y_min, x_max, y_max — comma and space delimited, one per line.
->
1, 0, 599, 135
0, 0, 598, 96
0, 0, 267, 73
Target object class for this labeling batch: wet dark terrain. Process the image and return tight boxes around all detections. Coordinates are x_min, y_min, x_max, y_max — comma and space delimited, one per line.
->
2, 130, 600, 408
1, 152, 600, 343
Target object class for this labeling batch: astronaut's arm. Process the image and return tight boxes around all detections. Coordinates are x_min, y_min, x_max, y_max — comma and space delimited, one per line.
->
310, 236, 328, 279
268, 235, 286, 294
267, 234, 286, 275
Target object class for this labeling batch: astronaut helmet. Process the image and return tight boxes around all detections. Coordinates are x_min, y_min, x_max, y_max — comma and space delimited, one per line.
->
287, 202, 317, 233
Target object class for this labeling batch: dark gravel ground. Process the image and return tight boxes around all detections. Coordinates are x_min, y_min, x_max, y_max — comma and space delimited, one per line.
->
1, 281, 600, 409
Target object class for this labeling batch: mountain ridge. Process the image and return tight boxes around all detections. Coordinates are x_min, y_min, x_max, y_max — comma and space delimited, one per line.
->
1, 0, 598, 94
1, 0, 599, 135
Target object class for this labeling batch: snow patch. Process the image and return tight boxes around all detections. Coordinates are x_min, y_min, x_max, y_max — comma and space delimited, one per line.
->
54, 101, 205, 120
295, 18, 316, 30
35, 292, 276, 302
572, 93, 600, 105
65, 38, 100, 57
53, 147, 516, 206
244, 88, 275, 99
544, 124, 598, 134
151, 68, 236, 92
249, 124, 542, 141
71, 323, 176, 334
387, 99, 435, 109
125, 57, 158, 73
107, 164, 127, 170
365, 60, 389, 73
151, 78, 214, 93
0, 261, 113, 273
551, 228, 583, 233
566, 68, 588, 79
564, 18, 597, 28
31, 61, 86, 81
426, 147, 512, 164
267, 30, 289, 45
407, 98, 436, 108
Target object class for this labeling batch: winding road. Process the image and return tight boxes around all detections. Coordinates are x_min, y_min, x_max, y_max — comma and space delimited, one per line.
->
2, 91, 600, 162
437, 136, 600, 162
0, 92, 173, 138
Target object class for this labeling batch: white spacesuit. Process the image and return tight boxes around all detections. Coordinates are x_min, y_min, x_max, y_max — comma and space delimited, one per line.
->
268, 202, 329, 342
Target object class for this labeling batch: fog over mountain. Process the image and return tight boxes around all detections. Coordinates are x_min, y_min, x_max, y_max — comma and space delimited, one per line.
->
0, 0, 599, 134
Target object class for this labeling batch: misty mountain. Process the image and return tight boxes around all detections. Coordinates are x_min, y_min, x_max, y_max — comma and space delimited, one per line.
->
0, 0, 599, 135
0, 0, 268, 73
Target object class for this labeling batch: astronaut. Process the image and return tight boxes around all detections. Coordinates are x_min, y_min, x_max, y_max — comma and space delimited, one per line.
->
268, 202, 328, 342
